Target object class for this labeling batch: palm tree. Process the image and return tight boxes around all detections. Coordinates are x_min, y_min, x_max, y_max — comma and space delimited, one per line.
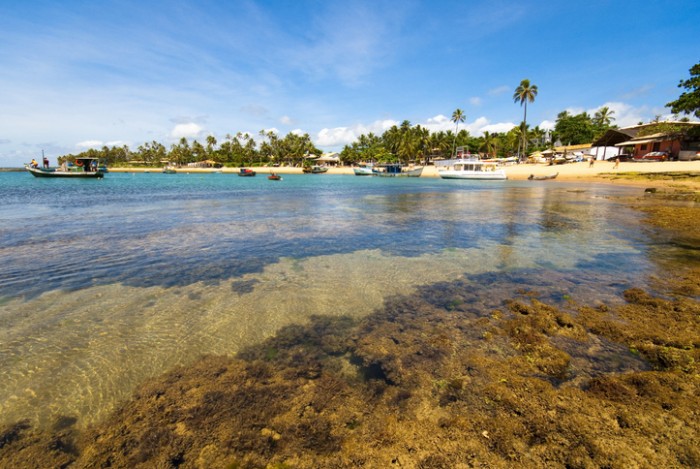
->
481, 131, 497, 158
513, 79, 538, 158
451, 109, 465, 157
593, 106, 615, 127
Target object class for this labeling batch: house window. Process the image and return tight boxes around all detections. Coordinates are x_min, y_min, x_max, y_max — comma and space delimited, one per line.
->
640, 144, 648, 151
652, 142, 660, 151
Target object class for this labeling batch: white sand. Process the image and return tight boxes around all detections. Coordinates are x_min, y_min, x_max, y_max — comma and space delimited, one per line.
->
109, 160, 700, 186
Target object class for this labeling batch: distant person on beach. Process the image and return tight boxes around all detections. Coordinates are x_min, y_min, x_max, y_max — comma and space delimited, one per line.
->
589, 157, 594, 168
614, 157, 620, 169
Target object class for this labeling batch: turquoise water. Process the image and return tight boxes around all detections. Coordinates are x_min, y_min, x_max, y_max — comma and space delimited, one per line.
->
0, 171, 654, 427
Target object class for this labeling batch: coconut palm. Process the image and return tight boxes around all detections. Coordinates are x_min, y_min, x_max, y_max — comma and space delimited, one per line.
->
593, 106, 615, 127
513, 79, 538, 158
481, 131, 497, 158
451, 109, 465, 157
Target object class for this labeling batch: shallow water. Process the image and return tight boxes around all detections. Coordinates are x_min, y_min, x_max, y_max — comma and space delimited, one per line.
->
0, 172, 659, 428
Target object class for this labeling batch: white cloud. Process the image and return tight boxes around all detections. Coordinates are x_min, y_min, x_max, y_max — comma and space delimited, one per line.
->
478, 122, 517, 134
540, 120, 555, 131
315, 119, 399, 148
280, 115, 293, 125
469, 97, 482, 106
316, 127, 357, 147
563, 107, 586, 116
422, 114, 515, 136
171, 123, 203, 139
423, 114, 452, 132
587, 102, 647, 128
75, 139, 130, 149
290, 128, 305, 136
488, 85, 510, 96
287, 4, 406, 85
620, 84, 654, 100
76, 140, 103, 148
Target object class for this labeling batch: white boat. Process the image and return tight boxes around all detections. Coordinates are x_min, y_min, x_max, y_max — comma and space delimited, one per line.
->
436, 158, 507, 180
353, 163, 375, 176
372, 163, 423, 177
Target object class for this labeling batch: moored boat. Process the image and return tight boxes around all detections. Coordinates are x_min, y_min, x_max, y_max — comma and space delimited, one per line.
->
304, 165, 328, 174
353, 163, 375, 176
238, 168, 256, 177
25, 156, 105, 178
528, 172, 558, 180
435, 158, 507, 180
372, 163, 423, 177
268, 173, 282, 180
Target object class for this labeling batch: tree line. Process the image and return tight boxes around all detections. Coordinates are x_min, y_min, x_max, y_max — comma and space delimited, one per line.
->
62, 110, 616, 168
60, 131, 322, 168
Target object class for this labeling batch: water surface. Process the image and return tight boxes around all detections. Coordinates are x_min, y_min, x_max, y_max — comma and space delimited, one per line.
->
0, 171, 657, 427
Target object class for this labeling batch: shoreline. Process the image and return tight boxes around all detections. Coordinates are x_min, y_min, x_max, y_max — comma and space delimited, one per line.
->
107, 160, 700, 189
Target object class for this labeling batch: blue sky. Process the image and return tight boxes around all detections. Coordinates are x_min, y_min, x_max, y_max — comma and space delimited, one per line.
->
1, 0, 699, 166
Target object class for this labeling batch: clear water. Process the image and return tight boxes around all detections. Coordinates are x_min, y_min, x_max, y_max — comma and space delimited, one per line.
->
0, 171, 655, 428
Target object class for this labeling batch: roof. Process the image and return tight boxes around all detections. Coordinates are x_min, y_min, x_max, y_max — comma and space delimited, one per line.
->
614, 131, 691, 147
554, 143, 591, 152
590, 128, 638, 147
315, 154, 340, 162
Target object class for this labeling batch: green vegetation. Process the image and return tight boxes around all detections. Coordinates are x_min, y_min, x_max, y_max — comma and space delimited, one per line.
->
60, 131, 322, 168
666, 61, 700, 118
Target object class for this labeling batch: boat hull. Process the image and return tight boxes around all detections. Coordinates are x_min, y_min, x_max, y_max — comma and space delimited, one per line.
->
26, 166, 104, 178
374, 167, 423, 177
438, 171, 506, 180
436, 159, 506, 180
353, 168, 374, 176
528, 172, 558, 180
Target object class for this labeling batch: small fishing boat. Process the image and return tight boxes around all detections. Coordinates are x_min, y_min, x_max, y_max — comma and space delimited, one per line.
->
372, 163, 423, 177
303, 165, 328, 174
25, 156, 105, 178
238, 168, 256, 177
353, 163, 375, 176
436, 159, 506, 180
268, 173, 282, 181
162, 167, 177, 174
528, 172, 558, 180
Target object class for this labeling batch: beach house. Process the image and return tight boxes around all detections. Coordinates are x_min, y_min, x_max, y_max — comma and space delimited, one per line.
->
592, 121, 700, 160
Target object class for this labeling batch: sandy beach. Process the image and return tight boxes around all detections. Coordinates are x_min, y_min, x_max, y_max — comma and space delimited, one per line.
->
110, 160, 700, 188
